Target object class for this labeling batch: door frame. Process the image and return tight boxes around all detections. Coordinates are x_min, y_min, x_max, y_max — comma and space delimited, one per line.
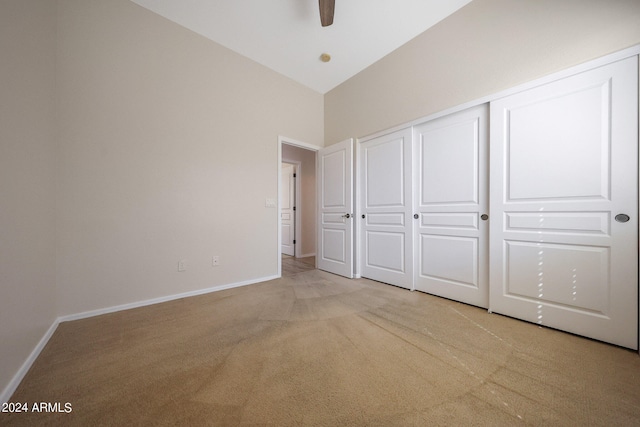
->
277, 136, 321, 277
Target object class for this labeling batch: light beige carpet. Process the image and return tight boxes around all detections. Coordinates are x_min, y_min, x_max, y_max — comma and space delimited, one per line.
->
3, 265, 640, 426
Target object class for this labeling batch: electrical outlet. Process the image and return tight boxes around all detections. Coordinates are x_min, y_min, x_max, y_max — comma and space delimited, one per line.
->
178, 259, 186, 272
212, 256, 220, 266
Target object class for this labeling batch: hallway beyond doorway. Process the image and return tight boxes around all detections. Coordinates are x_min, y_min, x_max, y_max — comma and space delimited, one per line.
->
281, 255, 315, 277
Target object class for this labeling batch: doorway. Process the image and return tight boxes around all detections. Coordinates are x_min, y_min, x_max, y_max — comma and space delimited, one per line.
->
277, 136, 321, 277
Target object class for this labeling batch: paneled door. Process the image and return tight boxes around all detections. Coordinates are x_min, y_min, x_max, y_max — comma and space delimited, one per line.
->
413, 105, 489, 308
281, 163, 295, 256
360, 128, 413, 289
317, 139, 354, 278
490, 56, 638, 349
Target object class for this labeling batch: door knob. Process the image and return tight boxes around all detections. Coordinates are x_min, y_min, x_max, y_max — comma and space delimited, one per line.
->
342, 213, 351, 219
413, 214, 419, 219
362, 214, 365, 219
481, 214, 489, 221
615, 213, 630, 223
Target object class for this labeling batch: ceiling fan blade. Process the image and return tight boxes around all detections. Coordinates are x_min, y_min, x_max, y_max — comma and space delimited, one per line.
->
319, 0, 335, 27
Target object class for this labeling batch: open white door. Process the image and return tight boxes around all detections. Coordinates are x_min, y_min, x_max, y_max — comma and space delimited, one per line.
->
490, 56, 638, 349
317, 139, 354, 278
281, 163, 295, 256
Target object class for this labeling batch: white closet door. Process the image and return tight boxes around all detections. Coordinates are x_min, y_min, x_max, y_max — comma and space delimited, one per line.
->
317, 139, 354, 278
360, 128, 413, 289
413, 105, 489, 308
490, 56, 638, 349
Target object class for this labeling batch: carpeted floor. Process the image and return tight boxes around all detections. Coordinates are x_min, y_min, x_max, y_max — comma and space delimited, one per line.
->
3, 260, 640, 426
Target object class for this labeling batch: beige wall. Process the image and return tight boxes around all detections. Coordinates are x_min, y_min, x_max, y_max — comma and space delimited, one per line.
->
0, 0, 58, 399
0, 0, 323, 399
325, 0, 640, 143
282, 144, 317, 257
55, 0, 324, 316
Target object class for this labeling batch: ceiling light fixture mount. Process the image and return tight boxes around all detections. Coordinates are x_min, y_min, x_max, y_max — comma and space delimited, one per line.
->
320, 53, 331, 63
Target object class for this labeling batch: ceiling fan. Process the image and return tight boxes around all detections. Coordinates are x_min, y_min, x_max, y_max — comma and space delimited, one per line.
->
319, 0, 335, 27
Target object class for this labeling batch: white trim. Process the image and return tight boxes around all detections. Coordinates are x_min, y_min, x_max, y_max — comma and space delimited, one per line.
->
358, 44, 640, 143
277, 141, 283, 277
353, 137, 361, 278
278, 135, 322, 152
59, 275, 279, 323
1, 320, 59, 404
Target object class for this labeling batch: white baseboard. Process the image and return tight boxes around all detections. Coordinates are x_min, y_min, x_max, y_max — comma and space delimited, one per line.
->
59, 275, 279, 323
1, 319, 59, 404
1, 274, 278, 403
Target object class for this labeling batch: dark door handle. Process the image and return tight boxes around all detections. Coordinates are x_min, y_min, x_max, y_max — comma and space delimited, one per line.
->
481, 214, 489, 221
615, 213, 630, 223
362, 214, 365, 219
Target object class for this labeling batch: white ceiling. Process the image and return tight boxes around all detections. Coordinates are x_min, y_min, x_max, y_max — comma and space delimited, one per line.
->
130, 0, 472, 94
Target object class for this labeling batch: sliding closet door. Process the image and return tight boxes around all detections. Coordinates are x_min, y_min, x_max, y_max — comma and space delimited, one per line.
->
490, 57, 638, 349
360, 128, 413, 289
413, 105, 489, 308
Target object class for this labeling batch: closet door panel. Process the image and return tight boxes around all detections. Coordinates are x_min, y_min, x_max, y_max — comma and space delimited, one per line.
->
360, 128, 413, 289
490, 56, 638, 349
419, 235, 478, 286
413, 105, 489, 307
507, 84, 609, 200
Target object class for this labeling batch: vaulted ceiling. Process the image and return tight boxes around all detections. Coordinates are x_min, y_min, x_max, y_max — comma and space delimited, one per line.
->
130, 0, 473, 94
